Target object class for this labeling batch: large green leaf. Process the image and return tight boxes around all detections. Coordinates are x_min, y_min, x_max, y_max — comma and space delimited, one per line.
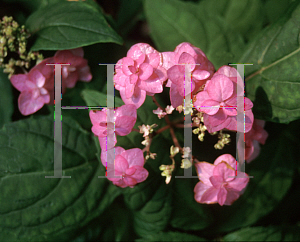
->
200, 0, 265, 41
144, 0, 245, 68
0, 115, 120, 241
223, 226, 300, 241
241, 2, 300, 123
136, 231, 207, 241
170, 170, 213, 231
25, 1, 122, 51
132, 182, 172, 237
204, 121, 296, 234
0, 70, 13, 128
264, 0, 293, 24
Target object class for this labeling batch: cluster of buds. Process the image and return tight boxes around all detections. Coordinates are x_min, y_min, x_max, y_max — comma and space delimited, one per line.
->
139, 124, 157, 146
181, 147, 192, 169
214, 131, 231, 149
192, 112, 207, 141
153, 105, 174, 119
0, 16, 43, 77
183, 100, 194, 115
159, 145, 179, 184
176, 101, 193, 115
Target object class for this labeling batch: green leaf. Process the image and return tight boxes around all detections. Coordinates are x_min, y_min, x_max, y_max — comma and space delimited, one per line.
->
241, 2, 300, 123
0, 115, 120, 241
223, 226, 300, 241
136, 231, 207, 241
144, 0, 245, 68
116, 0, 144, 37
25, 1, 123, 51
132, 182, 173, 237
0, 70, 13, 128
264, 0, 293, 24
170, 172, 213, 231
205, 121, 296, 234
201, 0, 265, 42
97, 197, 135, 242
81, 89, 124, 107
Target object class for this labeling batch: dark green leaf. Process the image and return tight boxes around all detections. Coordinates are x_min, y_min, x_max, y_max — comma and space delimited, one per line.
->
201, 0, 265, 42
144, 0, 245, 68
132, 182, 172, 237
25, 1, 122, 51
223, 226, 300, 241
0, 115, 120, 241
0, 70, 13, 128
170, 172, 213, 231
136, 231, 207, 241
241, 2, 300, 123
264, 0, 293, 24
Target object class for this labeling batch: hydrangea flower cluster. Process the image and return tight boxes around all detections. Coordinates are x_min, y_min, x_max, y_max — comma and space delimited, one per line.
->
109, 42, 268, 206
10, 48, 92, 115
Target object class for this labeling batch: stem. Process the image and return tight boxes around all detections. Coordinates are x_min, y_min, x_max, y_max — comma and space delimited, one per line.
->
174, 123, 199, 128
169, 126, 183, 152
152, 95, 164, 109
155, 124, 170, 134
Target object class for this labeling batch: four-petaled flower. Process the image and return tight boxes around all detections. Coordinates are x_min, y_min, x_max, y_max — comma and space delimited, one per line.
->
101, 147, 149, 188
114, 43, 167, 108
10, 65, 52, 115
89, 104, 137, 150
9, 47, 92, 115
162, 42, 215, 108
194, 154, 249, 206
194, 66, 254, 133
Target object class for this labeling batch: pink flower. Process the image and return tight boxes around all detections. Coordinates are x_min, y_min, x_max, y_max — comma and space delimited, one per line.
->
100, 146, 149, 188
194, 154, 249, 206
10, 48, 92, 115
53, 48, 92, 95
245, 119, 268, 163
114, 43, 167, 108
10, 61, 53, 115
162, 42, 214, 108
89, 104, 137, 150
194, 66, 254, 133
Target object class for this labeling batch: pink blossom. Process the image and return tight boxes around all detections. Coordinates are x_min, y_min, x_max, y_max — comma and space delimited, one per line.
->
10, 61, 53, 115
53, 48, 92, 95
89, 104, 137, 150
194, 154, 249, 206
194, 66, 254, 133
114, 43, 167, 108
100, 146, 148, 188
10, 48, 92, 115
245, 119, 268, 163
162, 43, 214, 108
